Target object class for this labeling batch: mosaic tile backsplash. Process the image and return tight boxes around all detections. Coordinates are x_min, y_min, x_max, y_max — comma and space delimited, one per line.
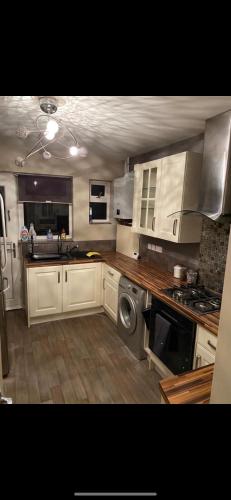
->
198, 219, 230, 293
140, 220, 230, 294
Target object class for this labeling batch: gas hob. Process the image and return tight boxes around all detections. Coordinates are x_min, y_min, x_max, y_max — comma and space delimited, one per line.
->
162, 285, 221, 314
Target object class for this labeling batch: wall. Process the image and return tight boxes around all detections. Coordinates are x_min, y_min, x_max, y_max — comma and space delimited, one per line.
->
139, 236, 200, 273
198, 219, 230, 293
129, 133, 204, 167
210, 230, 231, 403
0, 135, 124, 242
132, 133, 230, 292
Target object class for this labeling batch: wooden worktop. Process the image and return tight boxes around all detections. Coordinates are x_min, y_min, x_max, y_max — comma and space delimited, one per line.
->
159, 364, 214, 404
24, 251, 220, 336
24, 256, 103, 267
103, 252, 220, 336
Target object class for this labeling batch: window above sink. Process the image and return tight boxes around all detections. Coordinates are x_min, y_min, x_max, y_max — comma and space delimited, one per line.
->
23, 203, 70, 237
17, 174, 73, 239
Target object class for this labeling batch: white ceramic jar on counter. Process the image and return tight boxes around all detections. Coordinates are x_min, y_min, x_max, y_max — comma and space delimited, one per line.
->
173, 265, 186, 279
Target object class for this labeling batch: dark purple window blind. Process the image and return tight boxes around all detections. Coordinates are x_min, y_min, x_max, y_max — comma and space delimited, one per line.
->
18, 175, 73, 203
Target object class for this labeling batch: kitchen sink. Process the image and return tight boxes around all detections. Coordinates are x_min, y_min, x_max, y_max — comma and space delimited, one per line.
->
31, 253, 64, 261
29, 251, 101, 261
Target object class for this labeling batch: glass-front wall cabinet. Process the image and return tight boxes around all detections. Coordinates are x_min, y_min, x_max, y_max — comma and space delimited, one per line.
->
132, 152, 203, 243
133, 160, 161, 236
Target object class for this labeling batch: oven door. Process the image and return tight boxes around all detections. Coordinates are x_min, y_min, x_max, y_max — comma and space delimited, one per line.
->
149, 299, 196, 374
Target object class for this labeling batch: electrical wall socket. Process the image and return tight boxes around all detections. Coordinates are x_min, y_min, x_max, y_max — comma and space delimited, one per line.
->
147, 243, 163, 253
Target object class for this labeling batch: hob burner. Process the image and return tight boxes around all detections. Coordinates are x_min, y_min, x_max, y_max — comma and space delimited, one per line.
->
193, 301, 214, 312
162, 285, 221, 314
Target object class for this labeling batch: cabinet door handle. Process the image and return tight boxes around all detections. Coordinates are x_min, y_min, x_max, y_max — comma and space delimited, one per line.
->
173, 219, 178, 236
103, 278, 105, 290
3, 277, 9, 292
196, 354, 201, 368
65, 271, 67, 282
152, 216, 155, 231
208, 340, 216, 351
13, 243, 16, 258
58, 272, 60, 283
108, 271, 114, 277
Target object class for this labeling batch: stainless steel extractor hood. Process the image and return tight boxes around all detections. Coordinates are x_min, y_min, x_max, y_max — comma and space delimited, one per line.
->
198, 109, 231, 221
169, 109, 231, 222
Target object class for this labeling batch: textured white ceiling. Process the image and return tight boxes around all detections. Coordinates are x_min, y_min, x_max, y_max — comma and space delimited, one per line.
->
1, 96, 231, 160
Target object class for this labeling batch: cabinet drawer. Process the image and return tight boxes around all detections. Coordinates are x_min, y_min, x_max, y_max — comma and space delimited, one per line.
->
103, 263, 121, 284
196, 325, 217, 355
195, 343, 216, 368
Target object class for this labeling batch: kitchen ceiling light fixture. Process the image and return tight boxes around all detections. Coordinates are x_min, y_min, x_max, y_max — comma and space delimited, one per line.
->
15, 96, 88, 167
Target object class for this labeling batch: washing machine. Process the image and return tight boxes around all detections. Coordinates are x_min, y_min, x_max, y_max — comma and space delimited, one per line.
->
117, 276, 147, 360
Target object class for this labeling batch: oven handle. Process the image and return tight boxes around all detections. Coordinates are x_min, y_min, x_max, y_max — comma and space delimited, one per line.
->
159, 309, 179, 325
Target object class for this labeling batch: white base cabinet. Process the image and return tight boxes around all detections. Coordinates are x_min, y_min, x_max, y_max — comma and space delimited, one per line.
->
103, 264, 121, 323
194, 325, 217, 369
27, 263, 102, 325
63, 263, 102, 312
28, 266, 63, 318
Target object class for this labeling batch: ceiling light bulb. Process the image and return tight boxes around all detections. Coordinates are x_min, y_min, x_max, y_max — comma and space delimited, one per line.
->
44, 130, 55, 141
15, 156, 25, 167
69, 146, 79, 156
43, 151, 51, 160
46, 119, 59, 135
79, 146, 88, 158
16, 126, 29, 139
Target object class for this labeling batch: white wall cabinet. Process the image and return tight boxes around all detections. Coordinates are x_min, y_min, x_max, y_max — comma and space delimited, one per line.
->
132, 160, 162, 237
62, 263, 102, 312
27, 262, 102, 325
194, 325, 217, 369
132, 152, 203, 243
103, 264, 121, 323
28, 266, 63, 318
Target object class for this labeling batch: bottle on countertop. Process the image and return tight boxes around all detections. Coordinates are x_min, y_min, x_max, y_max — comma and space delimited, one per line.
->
60, 228, 66, 240
47, 228, 53, 240
28, 222, 36, 239
20, 225, 29, 241
186, 269, 198, 285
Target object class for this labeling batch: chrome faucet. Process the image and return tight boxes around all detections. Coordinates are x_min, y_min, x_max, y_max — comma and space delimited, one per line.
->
31, 234, 34, 255
57, 233, 62, 254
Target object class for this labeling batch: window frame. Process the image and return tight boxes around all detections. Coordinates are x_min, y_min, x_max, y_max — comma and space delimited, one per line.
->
89, 180, 111, 224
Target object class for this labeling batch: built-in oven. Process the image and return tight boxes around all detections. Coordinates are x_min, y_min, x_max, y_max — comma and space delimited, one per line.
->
148, 296, 196, 375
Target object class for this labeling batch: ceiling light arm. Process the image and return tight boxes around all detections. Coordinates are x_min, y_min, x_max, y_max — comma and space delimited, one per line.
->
23, 135, 57, 162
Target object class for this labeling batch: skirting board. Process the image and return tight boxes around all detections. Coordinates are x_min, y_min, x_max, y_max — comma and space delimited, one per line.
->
28, 306, 104, 327
6, 305, 23, 311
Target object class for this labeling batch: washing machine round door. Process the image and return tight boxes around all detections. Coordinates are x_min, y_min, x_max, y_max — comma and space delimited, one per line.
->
119, 293, 137, 335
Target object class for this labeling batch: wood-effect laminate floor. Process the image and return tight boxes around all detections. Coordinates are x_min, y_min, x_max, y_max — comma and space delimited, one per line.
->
3, 310, 161, 404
